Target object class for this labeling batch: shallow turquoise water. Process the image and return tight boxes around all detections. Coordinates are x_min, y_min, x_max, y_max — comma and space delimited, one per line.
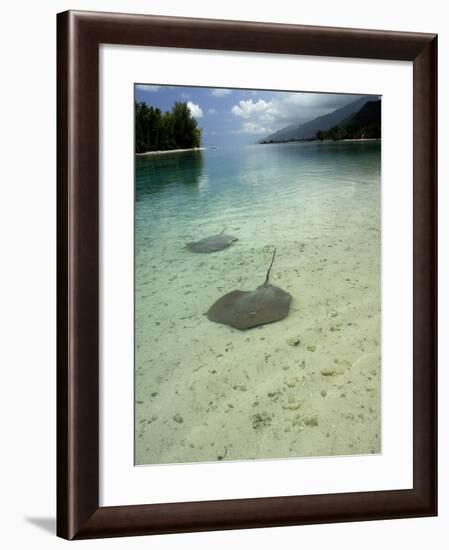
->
135, 141, 381, 465
135, 141, 380, 247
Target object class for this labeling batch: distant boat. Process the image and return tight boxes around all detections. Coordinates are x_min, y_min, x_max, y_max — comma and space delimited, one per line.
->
211, 146, 218, 149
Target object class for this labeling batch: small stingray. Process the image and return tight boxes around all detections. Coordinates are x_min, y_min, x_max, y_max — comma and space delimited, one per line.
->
186, 228, 238, 253
207, 249, 292, 330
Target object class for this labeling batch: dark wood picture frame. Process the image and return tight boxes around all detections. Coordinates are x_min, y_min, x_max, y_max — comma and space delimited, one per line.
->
57, 10, 437, 540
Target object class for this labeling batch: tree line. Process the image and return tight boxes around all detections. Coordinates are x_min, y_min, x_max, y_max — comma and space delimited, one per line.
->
135, 101, 202, 153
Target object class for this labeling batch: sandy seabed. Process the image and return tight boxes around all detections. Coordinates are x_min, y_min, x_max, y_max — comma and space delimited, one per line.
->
134, 173, 381, 465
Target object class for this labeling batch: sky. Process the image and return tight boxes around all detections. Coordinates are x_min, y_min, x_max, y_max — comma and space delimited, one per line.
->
135, 84, 367, 147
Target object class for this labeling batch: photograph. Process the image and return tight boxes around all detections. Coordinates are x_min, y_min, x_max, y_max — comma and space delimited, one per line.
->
134, 84, 382, 465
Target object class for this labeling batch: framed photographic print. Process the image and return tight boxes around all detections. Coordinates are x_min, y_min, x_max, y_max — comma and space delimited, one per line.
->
57, 10, 437, 540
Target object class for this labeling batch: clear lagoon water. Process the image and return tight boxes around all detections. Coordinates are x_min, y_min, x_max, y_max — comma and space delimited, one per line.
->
135, 141, 381, 465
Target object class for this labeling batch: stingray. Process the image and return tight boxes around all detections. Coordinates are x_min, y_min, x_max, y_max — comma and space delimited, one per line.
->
207, 248, 292, 330
185, 228, 238, 253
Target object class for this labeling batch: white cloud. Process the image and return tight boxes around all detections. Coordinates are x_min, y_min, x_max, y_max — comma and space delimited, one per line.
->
208, 108, 217, 115
236, 122, 273, 135
136, 84, 161, 92
231, 99, 282, 134
211, 88, 232, 97
187, 101, 203, 119
231, 99, 275, 119
230, 93, 367, 134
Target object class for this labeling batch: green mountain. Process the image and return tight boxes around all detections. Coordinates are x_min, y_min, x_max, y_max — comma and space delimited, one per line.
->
316, 100, 381, 141
258, 96, 374, 144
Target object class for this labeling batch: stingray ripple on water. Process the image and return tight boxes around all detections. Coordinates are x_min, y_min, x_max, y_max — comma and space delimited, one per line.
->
207, 248, 292, 330
185, 228, 238, 253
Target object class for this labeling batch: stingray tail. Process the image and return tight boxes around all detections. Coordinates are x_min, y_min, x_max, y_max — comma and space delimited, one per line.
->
264, 248, 277, 284
219, 227, 227, 234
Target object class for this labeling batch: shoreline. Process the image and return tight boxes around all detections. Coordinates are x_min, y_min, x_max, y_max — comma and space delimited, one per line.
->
136, 147, 205, 156
259, 138, 381, 145
342, 138, 380, 142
